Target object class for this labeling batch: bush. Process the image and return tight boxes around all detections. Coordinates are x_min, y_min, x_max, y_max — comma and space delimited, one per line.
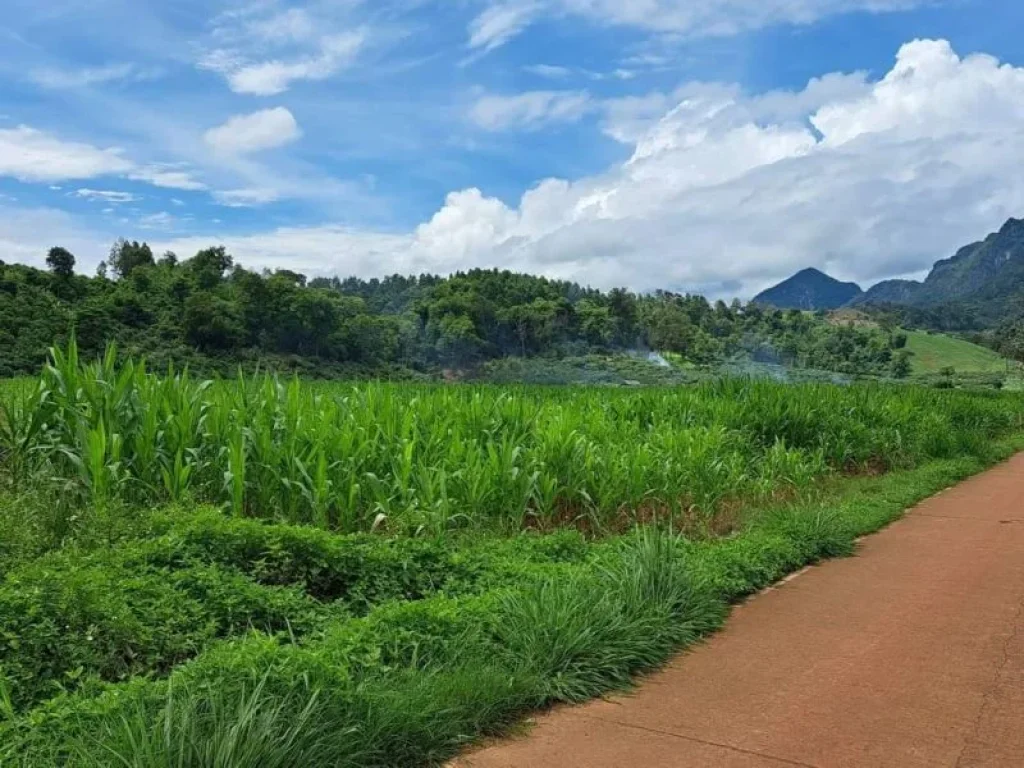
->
0, 554, 336, 712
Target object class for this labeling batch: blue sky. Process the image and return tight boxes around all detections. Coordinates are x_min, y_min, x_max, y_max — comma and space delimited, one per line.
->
1, 0, 1024, 297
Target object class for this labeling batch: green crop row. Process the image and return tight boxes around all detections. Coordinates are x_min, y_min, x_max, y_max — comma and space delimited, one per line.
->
1, 342, 1020, 536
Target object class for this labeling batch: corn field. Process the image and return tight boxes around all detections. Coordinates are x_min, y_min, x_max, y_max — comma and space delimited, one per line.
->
0, 342, 1020, 533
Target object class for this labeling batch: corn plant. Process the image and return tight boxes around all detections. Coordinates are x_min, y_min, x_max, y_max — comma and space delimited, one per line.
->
1, 342, 1020, 534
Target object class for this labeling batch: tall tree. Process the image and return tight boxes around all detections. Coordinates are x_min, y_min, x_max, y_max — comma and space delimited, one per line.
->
45, 247, 75, 278
108, 239, 154, 279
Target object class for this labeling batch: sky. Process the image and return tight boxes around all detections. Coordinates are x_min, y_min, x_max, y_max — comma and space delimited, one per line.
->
1, 0, 1024, 298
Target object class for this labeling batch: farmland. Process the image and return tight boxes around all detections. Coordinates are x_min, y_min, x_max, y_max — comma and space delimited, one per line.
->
0, 345, 1022, 766
904, 330, 1010, 374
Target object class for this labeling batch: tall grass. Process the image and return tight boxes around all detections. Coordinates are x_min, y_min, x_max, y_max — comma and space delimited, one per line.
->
68, 674, 369, 768
1, 341, 1020, 535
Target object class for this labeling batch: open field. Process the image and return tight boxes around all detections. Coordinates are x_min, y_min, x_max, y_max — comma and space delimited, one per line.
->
904, 330, 1010, 374
1, 345, 1022, 765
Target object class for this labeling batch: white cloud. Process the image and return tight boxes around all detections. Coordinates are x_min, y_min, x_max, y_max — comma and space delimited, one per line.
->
157, 226, 412, 277
0, 125, 207, 195
159, 39, 1024, 299
30, 63, 132, 89
524, 64, 573, 79
213, 188, 281, 207
469, 90, 594, 131
0, 126, 133, 182
204, 108, 302, 154
226, 33, 365, 95
468, 2, 539, 52
0, 204, 111, 272
128, 166, 207, 191
558, 0, 925, 35
29, 63, 158, 89
811, 40, 1024, 145
469, 0, 927, 52
75, 188, 139, 203
199, 7, 367, 96
138, 212, 176, 230
246, 8, 318, 44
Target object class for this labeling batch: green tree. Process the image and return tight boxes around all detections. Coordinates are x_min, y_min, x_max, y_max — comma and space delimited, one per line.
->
188, 247, 233, 290
184, 292, 244, 351
646, 302, 694, 355
45, 247, 75, 278
108, 239, 154, 279
575, 299, 614, 346
891, 350, 913, 379
433, 314, 484, 367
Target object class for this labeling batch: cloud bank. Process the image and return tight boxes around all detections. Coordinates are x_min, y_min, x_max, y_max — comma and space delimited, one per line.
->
155, 39, 1024, 299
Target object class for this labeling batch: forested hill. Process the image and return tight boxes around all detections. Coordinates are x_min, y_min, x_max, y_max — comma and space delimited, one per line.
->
852, 218, 1024, 323
0, 239, 911, 378
753, 268, 863, 310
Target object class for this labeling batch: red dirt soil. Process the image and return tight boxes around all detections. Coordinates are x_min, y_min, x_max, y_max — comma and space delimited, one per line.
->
452, 454, 1024, 768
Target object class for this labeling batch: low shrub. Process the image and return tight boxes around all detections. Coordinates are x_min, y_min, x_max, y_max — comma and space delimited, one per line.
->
0, 555, 338, 712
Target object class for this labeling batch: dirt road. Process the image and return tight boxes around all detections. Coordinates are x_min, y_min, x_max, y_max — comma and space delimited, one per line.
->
454, 455, 1024, 768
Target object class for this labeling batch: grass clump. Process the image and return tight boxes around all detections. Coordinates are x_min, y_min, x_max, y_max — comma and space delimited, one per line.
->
67, 675, 369, 768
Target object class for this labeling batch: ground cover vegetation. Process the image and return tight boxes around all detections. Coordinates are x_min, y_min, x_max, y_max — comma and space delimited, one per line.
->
0, 345, 1021, 765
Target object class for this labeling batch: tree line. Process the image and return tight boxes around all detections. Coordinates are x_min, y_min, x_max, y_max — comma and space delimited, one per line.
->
0, 240, 912, 378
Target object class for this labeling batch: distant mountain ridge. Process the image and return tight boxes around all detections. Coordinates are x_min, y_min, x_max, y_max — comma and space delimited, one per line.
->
759, 217, 1024, 323
752, 268, 863, 310
853, 218, 1024, 311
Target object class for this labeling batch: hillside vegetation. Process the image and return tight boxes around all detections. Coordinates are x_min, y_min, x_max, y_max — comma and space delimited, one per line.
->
904, 331, 1009, 374
755, 218, 1024, 367
0, 240, 913, 380
856, 218, 1024, 316
753, 268, 862, 310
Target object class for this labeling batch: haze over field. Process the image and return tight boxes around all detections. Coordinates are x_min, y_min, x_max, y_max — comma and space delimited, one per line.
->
1, 0, 1024, 297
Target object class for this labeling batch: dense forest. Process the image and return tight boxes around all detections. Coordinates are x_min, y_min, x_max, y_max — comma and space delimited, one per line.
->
0, 240, 913, 378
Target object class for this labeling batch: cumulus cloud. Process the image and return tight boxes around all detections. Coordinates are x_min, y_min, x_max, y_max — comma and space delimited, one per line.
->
0, 126, 134, 182
468, 0, 927, 52
469, 90, 594, 131
204, 108, 302, 154
0, 125, 206, 193
165, 40, 1024, 299
156, 226, 412, 277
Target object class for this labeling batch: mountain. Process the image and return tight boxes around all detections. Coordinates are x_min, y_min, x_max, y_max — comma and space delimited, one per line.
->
854, 218, 1024, 314
849, 279, 922, 306
753, 268, 863, 310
